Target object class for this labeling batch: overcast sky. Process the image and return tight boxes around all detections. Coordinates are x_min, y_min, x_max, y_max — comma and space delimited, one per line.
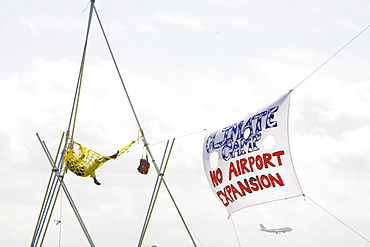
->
1, 0, 370, 246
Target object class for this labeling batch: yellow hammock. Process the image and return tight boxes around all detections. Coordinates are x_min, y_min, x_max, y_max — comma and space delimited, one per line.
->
63, 141, 135, 178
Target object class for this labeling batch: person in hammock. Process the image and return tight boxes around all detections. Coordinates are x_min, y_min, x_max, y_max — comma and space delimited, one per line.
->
91, 150, 119, 185
66, 149, 119, 185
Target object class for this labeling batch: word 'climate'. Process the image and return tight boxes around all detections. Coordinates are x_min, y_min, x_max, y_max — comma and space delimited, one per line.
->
205, 106, 279, 161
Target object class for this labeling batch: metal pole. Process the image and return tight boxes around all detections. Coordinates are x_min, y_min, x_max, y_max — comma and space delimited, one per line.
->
36, 134, 96, 247
31, 133, 65, 247
93, 7, 197, 246
138, 139, 172, 246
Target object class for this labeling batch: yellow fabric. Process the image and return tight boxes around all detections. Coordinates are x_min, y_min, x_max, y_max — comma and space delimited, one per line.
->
63, 141, 135, 177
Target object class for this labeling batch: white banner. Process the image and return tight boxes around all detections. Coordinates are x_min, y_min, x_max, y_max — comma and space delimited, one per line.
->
203, 92, 303, 214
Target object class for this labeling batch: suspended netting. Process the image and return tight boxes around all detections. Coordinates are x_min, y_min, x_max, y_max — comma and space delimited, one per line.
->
63, 141, 135, 178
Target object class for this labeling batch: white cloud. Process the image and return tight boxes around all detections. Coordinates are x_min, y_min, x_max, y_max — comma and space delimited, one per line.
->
2, 1, 370, 246
18, 14, 86, 32
329, 17, 363, 31
156, 11, 205, 30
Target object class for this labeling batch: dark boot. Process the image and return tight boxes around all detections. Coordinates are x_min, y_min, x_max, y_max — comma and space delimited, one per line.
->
109, 150, 119, 159
93, 177, 101, 185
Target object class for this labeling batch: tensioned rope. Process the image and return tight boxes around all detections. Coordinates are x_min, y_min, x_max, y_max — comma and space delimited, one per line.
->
306, 196, 370, 244
230, 215, 242, 247
289, 23, 370, 244
126, 25, 370, 155
291, 23, 370, 91
129, 128, 209, 152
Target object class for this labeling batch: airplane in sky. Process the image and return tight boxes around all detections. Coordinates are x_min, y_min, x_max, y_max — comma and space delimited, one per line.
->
260, 224, 293, 234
